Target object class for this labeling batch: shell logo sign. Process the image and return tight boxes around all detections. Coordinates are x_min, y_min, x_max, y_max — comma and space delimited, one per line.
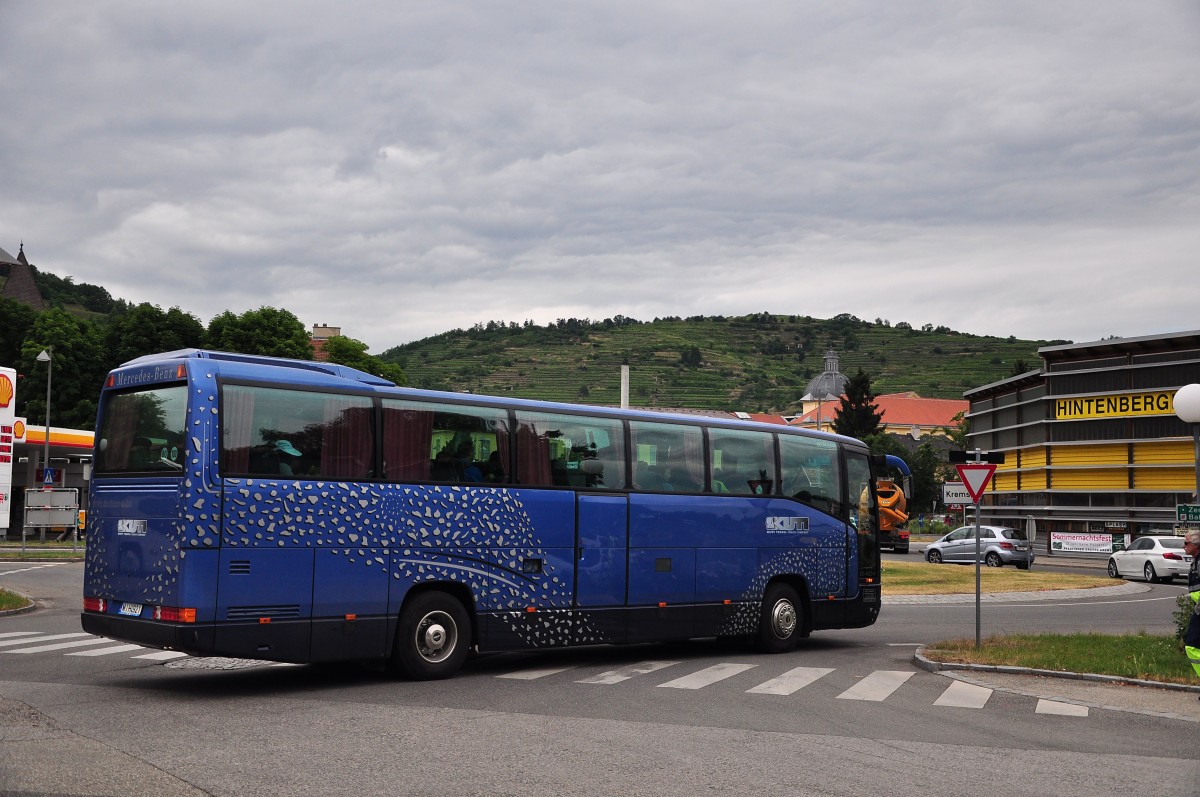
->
0, 373, 12, 408
13, 419, 25, 440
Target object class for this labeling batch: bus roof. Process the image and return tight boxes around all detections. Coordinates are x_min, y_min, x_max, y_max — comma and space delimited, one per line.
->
118, 348, 396, 387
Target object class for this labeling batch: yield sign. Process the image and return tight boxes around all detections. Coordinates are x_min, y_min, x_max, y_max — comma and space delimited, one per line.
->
955, 464, 996, 503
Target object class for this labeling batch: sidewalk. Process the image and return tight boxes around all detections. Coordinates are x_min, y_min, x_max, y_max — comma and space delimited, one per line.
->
899, 566, 1200, 722
916, 651, 1200, 723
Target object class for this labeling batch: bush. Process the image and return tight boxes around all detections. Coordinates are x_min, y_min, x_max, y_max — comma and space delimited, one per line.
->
1173, 594, 1195, 648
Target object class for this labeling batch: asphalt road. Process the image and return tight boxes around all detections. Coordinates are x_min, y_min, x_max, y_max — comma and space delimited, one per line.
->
2, 561, 1198, 797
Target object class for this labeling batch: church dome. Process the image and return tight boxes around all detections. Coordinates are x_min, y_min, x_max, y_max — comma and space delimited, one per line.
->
801, 349, 847, 401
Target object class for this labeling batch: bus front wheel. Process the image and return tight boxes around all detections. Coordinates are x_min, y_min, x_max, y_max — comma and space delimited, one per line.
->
391, 591, 470, 680
757, 583, 802, 653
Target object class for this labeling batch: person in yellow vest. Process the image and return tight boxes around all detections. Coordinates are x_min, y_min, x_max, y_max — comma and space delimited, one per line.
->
1185, 529, 1200, 686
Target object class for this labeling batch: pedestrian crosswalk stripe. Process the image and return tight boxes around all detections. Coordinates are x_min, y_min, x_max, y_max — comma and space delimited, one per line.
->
1035, 699, 1088, 717
658, 662, 757, 689
576, 660, 679, 684
0, 631, 1109, 720
497, 665, 577, 680
837, 670, 914, 701
746, 666, 834, 695
132, 650, 190, 661
7, 637, 117, 654
934, 680, 992, 708
66, 644, 145, 657
0, 632, 91, 649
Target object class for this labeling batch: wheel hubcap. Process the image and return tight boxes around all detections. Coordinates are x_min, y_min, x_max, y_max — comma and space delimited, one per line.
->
415, 612, 456, 662
771, 600, 797, 639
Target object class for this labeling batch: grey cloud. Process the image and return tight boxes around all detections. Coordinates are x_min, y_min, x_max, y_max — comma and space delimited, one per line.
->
1, 1, 1197, 351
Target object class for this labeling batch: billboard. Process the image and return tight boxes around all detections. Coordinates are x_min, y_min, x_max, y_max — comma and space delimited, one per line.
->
0, 366, 28, 530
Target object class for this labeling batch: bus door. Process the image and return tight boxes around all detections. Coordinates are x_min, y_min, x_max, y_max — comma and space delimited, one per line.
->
575, 493, 628, 645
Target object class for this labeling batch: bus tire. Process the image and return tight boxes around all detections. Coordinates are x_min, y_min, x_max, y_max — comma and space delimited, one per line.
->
390, 591, 470, 680
757, 583, 802, 653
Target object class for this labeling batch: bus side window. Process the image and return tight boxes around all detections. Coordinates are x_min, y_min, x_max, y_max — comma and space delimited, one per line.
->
779, 434, 842, 517
516, 411, 625, 489
708, 429, 775, 495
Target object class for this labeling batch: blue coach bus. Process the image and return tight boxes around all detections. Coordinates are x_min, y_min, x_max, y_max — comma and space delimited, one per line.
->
82, 349, 885, 679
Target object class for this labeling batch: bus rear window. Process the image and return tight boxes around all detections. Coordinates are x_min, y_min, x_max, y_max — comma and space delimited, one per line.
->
95, 384, 189, 475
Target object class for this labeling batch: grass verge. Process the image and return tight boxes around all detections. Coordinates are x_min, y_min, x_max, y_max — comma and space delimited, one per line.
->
882, 559, 1111, 595
0, 586, 32, 612
923, 633, 1196, 685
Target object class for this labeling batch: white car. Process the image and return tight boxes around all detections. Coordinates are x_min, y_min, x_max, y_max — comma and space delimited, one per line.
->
1107, 535, 1193, 583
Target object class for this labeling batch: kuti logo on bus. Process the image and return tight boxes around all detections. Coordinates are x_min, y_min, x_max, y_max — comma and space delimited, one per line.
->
766, 516, 810, 533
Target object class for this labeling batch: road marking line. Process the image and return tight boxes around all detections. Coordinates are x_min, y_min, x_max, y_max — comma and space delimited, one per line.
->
577, 660, 680, 684
0, 563, 60, 576
658, 662, 757, 690
0, 631, 43, 639
497, 665, 577, 680
8, 638, 116, 654
0, 632, 91, 649
66, 644, 145, 657
747, 666, 834, 695
934, 680, 992, 708
1036, 699, 1089, 717
837, 670, 914, 701
132, 651, 190, 661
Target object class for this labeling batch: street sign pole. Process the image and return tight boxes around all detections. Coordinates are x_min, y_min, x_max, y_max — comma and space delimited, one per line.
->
955, 450, 999, 649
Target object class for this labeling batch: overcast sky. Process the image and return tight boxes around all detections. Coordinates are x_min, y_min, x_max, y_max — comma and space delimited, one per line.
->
2, 2, 1198, 353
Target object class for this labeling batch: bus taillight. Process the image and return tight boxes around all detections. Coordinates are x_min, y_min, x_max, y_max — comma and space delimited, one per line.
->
83, 597, 107, 613
154, 606, 197, 623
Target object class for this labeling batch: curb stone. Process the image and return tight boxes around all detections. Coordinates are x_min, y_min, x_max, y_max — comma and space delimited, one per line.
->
915, 647, 1200, 723
884, 580, 1150, 604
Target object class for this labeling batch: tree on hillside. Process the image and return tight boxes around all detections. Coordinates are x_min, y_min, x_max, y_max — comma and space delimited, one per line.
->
322, 335, 406, 385
0, 296, 38, 369
205, 307, 312, 360
105, 303, 204, 364
18, 308, 107, 429
833, 369, 883, 440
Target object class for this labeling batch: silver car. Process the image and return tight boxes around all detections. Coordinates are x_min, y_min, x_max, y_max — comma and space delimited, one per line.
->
924, 525, 1034, 569
1107, 535, 1193, 583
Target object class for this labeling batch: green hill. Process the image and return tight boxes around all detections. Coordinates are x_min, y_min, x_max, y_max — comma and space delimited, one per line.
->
381, 313, 1059, 413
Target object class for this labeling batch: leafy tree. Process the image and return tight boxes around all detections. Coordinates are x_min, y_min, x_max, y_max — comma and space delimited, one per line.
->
205, 307, 313, 360
942, 410, 970, 450
104, 303, 204, 365
832, 369, 883, 440
321, 335, 406, 384
1009, 359, 1032, 377
908, 441, 946, 513
0, 296, 37, 369
680, 346, 702, 367
18, 308, 107, 429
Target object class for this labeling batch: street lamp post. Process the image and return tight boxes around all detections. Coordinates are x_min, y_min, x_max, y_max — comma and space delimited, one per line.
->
36, 349, 52, 545
1175, 383, 1200, 502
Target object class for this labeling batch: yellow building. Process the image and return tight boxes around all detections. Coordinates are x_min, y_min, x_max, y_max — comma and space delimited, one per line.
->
965, 330, 1200, 553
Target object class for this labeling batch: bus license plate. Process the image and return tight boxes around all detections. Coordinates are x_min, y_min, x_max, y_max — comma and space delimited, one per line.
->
118, 602, 143, 617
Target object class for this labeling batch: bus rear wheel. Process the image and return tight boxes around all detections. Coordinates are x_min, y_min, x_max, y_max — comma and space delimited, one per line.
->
390, 591, 470, 680
757, 583, 802, 653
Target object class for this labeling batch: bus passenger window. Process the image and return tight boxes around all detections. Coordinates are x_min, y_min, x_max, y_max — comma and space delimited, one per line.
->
516, 411, 625, 489
222, 385, 373, 480
779, 434, 842, 517
382, 399, 509, 485
629, 421, 704, 493
708, 429, 775, 495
